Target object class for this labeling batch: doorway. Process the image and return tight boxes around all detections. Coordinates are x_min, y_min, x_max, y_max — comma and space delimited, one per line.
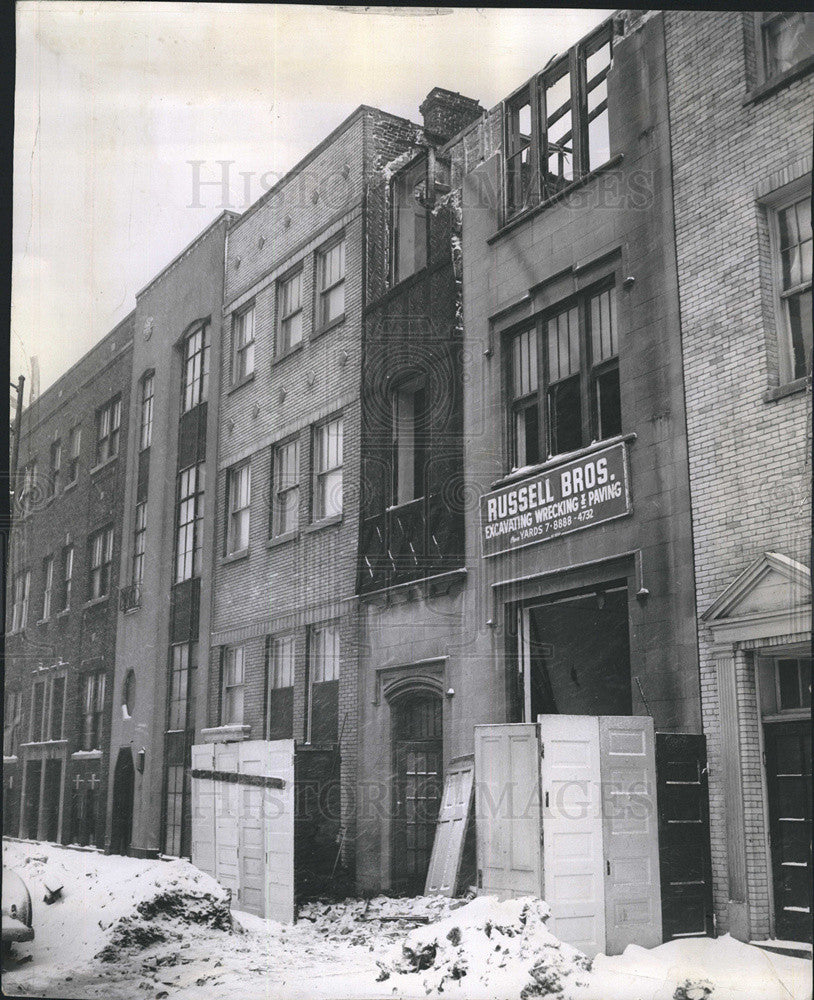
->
764, 721, 812, 942
110, 748, 135, 855
391, 693, 443, 895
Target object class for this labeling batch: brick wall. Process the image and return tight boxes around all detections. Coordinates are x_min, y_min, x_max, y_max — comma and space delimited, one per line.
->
664, 10, 813, 937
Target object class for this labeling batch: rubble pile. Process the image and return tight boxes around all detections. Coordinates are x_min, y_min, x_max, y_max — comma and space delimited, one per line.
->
376, 895, 592, 997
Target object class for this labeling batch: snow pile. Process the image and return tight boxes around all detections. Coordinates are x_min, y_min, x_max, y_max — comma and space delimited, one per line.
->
376, 895, 591, 997
2, 839, 232, 972
573, 934, 812, 1000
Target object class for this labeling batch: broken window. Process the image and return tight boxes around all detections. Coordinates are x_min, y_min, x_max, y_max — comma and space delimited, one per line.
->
772, 194, 813, 382
391, 379, 428, 505
505, 19, 615, 219
759, 12, 814, 80
392, 156, 428, 284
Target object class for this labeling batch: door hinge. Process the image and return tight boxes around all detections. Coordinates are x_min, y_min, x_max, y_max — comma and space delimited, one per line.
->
545, 790, 549, 808
477, 869, 483, 889
606, 859, 611, 877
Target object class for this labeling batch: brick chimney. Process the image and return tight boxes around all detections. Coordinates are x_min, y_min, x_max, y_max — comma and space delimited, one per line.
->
419, 88, 484, 142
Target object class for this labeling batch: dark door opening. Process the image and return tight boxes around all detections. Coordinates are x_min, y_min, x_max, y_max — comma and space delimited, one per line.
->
42, 759, 63, 842
110, 748, 135, 855
22, 761, 42, 839
392, 693, 443, 895
765, 721, 812, 943
525, 584, 631, 719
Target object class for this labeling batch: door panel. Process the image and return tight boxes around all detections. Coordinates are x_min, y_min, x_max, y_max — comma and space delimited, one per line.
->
765, 722, 812, 943
539, 715, 605, 958
425, 755, 475, 896
599, 716, 662, 954
474, 723, 542, 898
655, 733, 714, 941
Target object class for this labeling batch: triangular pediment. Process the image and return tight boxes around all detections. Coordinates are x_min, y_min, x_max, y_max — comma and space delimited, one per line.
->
702, 552, 811, 622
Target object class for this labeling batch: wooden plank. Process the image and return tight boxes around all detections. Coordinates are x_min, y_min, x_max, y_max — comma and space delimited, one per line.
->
425, 755, 475, 896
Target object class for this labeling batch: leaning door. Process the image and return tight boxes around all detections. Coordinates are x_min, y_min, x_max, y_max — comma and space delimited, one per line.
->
539, 715, 605, 958
474, 723, 542, 898
764, 721, 812, 943
599, 716, 662, 954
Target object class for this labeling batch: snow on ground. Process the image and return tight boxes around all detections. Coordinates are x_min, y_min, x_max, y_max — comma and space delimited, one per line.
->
3, 839, 811, 1000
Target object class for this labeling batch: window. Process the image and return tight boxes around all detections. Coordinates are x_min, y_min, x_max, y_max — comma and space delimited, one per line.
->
221, 646, 245, 725
504, 20, 614, 219
21, 460, 38, 515
775, 657, 812, 711
164, 642, 197, 858
226, 463, 251, 554
317, 237, 346, 329
278, 269, 303, 353
61, 545, 74, 611
89, 527, 114, 599
80, 671, 106, 751
759, 13, 814, 81
140, 372, 154, 451
30, 681, 46, 742
123, 670, 136, 718
11, 570, 30, 632
175, 463, 205, 582
68, 426, 81, 483
392, 380, 428, 505
233, 305, 255, 381
392, 158, 428, 284
4, 690, 22, 756
507, 283, 620, 467
42, 555, 54, 620
271, 438, 299, 537
313, 416, 343, 520
182, 323, 210, 412
49, 676, 66, 741
95, 396, 121, 465
132, 501, 147, 591
27, 671, 67, 745
167, 642, 197, 732
49, 439, 61, 496
266, 635, 295, 740
771, 194, 812, 382
307, 623, 339, 744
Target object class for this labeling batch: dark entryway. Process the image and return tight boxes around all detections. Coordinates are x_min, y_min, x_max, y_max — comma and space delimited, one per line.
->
764, 721, 812, 943
655, 732, 714, 940
526, 583, 631, 718
22, 761, 42, 839
110, 748, 135, 855
391, 693, 443, 895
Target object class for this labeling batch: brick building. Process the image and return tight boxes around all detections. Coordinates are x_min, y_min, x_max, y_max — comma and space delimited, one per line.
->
105, 213, 236, 859
5, 315, 134, 848
663, 10, 812, 943
206, 104, 427, 898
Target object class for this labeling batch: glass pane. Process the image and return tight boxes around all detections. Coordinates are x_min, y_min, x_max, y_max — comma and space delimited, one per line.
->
764, 13, 814, 76
588, 107, 610, 173
586, 40, 611, 82
594, 365, 622, 440
786, 290, 813, 379
548, 375, 582, 455
778, 659, 801, 709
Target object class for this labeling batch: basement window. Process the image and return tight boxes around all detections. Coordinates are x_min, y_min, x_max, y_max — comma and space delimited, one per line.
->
504, 18, 615, 221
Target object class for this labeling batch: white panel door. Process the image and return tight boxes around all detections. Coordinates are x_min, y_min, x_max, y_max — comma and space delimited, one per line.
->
262, 739, 295, 924
599, 716, 662, 954
213, 742, 240, 899
539, 714, 605, 959
190, 743, 216, 879
474, 724, 542, 898
425, 754, 475, 896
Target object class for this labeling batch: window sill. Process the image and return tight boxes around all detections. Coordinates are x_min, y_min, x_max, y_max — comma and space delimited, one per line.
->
83, 596, 109, 610
56, 608, 70, 619
267, 531, 299, 550
221, 548, 250, 565
201, 725, 251, 744
762, 376, 810, 403
744, 56, 814, 106
228, 371, 255, 395
489, 154, 625, 245
310, 313, 346, 342
304, 514, 342, 534
90, 456, 117, 477
36, 618, 50, 627
71, 749, 102, 759
272, 341, 304, 367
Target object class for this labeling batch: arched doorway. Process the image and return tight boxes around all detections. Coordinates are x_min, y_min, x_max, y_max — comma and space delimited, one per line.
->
391, 692, 443, 895
110, 748, 135, 855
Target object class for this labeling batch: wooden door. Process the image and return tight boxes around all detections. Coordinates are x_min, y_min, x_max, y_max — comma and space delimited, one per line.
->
655, 733, 714, 941
599, 716, 662, 954
392, 695, 443, 895
539, 715, 605, 958
764, 721, 812, 942
425, 754, 475, 896
110, 748, 135, 855
474, 723, 542, 898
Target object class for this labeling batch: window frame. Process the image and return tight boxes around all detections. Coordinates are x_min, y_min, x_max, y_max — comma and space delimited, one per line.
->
390, 376, 429, 506
312, 414, 344, 522
226, 461, 251, 555
42, 554, 55, 620
754, 12, 814, 88
139, 371, 155, 451
391, 155, 429, 286
89, 526, 114, 600
132, 500, 147, 591
765, 184, 813, 385
94, 396, 122, 466
265, 633, 296, 740
11, 569, 30, 633
175, 463, 206, 583
316, 234, 346, 332
67, 426, 81, 484
62, 545, 74, 611
232, 303, 256, 383
270, 435, 300, 538
80, 670, 106, 751
49, 439, 61, 496
305, 622, 340, 745
4, 689, 22, 756
181, 322, 210, 413
220, 645, 246, 726
277, 266, 304, 355
774, 656, 812, 713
